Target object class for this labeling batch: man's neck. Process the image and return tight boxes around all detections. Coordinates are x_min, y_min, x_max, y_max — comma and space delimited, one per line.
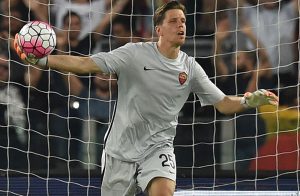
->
157, 40, 180, 59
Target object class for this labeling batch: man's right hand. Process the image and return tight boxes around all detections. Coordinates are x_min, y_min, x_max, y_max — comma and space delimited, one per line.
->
242, 89, 279, 108
14, 34, 48, 67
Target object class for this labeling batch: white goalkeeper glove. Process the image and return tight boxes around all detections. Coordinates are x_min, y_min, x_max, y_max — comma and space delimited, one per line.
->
241, 89, 279, 108
14, 34, 48, 68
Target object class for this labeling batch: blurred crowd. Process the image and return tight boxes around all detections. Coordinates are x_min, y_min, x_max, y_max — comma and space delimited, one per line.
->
0, 0, 299, 173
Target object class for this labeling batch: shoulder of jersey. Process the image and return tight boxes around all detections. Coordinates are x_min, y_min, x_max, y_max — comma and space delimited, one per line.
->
130, 42, 154, 50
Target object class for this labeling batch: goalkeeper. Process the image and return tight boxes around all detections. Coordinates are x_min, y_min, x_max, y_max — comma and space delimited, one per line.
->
14, 1, 278, 195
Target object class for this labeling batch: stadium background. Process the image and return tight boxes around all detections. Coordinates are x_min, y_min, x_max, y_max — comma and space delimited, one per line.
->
0, 0, 300, 195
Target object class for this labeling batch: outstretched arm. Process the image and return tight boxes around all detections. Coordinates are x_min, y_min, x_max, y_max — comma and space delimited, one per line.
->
47, 55, 101, 74
14, 34, 102, 74
214, 96, 245, 115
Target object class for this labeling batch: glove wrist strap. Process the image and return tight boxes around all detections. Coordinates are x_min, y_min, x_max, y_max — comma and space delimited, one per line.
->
240, 97, 249, 108
36, 57, 48, 69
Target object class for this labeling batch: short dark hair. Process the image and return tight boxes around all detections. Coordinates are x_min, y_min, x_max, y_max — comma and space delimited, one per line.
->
63, 11, 81, 25
153, 1, 186, 27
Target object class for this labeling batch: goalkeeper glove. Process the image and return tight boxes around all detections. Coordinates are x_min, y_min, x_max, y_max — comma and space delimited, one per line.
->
13, 34, 48, 68
241, 89, 279, 108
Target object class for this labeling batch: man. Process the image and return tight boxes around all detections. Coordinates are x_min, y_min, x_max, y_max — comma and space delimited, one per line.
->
14, 1, 278, 195
240, 0, 299, 88
0, 52, 27, 169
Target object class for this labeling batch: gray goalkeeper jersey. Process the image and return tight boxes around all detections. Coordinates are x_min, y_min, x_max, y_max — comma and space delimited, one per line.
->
91, 42, 225, 162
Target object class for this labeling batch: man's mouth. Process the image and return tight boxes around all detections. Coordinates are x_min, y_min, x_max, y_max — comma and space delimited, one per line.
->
177, 31, 184, 35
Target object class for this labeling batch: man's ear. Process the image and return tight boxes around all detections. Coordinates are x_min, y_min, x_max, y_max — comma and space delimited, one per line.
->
155, 25, 162, 36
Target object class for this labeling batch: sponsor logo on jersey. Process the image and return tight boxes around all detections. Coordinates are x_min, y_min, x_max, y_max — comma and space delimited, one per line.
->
144, 66, 156, 71
178, 72, 187, 85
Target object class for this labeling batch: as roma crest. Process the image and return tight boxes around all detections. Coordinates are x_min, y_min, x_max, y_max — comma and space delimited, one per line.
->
178, 72, 187, 85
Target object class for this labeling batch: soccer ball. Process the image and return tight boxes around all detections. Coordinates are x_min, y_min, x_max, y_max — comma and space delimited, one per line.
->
18, 21, 56, 59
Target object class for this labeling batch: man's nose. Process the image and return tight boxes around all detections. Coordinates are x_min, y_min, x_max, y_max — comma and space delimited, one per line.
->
177, 20, 185, 28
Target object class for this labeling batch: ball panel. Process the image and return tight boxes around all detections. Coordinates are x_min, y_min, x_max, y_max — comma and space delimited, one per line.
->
34, 47, 46, 58
40, 33, 51, 40
19, 35, 25, 45
42, 41, 50, 48
28, 28, 38, 36
23, 34, 32, 42
38, 23, 47, 29
22, 47, 34, 54
22, 41, 34, 48
45, 47, 54, 55
50, 34, 56, 46
19, 23, 30, 35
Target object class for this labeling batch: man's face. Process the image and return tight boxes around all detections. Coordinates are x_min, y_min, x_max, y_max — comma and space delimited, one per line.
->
113, 23, 131, 46
156, 9, 186, 47
233, 51, 253, 71
64, 15, 81, 40
235, 52, 247, 68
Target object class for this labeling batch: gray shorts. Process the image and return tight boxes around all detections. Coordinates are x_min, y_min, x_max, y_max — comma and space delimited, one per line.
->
101, 146, 176, 196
